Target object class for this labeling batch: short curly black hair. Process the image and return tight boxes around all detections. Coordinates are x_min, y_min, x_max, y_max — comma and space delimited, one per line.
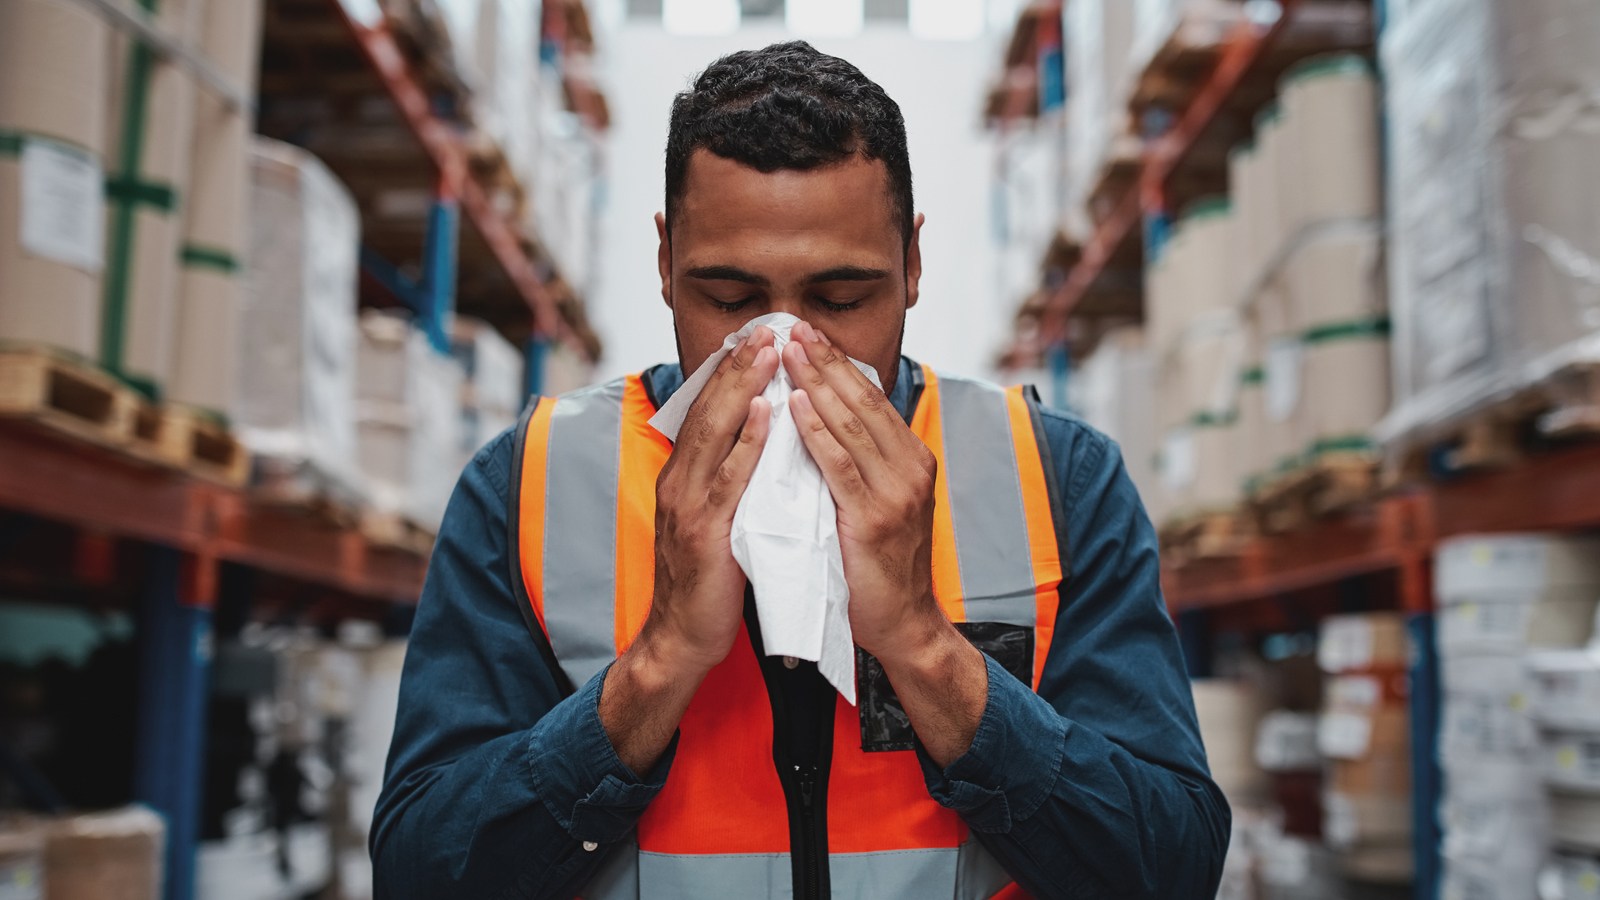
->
665, 41, 914, 251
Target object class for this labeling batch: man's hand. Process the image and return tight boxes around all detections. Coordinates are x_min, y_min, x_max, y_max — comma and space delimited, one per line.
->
600, 327, 778, 774
781, 321, 988, 767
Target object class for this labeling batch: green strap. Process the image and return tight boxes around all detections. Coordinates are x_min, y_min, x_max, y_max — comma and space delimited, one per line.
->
1240, 365, 1265, 386
105, 175, 178, 212
0, 131, 21, 157
1189, 409, 1238, 429
180, 244, 240, 273
1303, 315, 1390, 345
100, 0, 163, 374
1307, 434, 1377, 458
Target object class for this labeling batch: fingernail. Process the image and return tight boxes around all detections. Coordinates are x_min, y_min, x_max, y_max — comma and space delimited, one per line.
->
791, 389, 811, 411
792, 320, 812, 342
816, 329, 832, 346
733, 335, 749, 354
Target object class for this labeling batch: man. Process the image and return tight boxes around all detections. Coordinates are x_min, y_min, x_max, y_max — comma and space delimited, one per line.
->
373, 42, 1227, 900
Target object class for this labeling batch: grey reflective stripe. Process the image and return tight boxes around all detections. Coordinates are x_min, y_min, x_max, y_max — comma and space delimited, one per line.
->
580, 839, 641, 900
935, 373, 1038, 626
542, 378, 627, 688
831, 847, 958, 899
955, 836, 1015, 900
638, 851, 791, 899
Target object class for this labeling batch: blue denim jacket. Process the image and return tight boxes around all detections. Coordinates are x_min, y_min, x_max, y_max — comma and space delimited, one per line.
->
372, 358, 1229, 899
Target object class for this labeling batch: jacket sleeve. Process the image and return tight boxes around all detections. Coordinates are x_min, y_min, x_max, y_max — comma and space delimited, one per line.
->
371, 431, 674, 900
918, 411, 1231, 899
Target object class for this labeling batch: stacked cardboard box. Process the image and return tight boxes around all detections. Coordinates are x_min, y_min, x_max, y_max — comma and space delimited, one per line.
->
0, 808, 167, 900
1229, 57, 1387, 493
1146, 200, 1246, 521
0, 0, 111, 359
356, 310, 465, 533
452, 317, 525, 456
169, 0, 264, 414
236, 137, 362, 503
1193, 678, 1270, 810
1317, 613, 1413, 884
1435, 534, 1600, 900
1380, 0, 1600, 447
0, 820, 43, 900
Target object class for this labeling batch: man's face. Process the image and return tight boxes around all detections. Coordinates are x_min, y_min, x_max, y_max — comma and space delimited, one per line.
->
657, 149, 923, 395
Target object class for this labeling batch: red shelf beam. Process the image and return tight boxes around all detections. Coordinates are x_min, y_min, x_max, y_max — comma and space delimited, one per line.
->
0, 424, 425, 603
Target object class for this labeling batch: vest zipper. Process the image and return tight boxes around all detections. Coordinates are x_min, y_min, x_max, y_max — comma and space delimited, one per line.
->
745, 591, 833, 900
797, 766, 821, 900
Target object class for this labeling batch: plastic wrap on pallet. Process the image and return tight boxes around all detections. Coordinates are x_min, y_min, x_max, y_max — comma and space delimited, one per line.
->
238, 137, 362, 496
1379, 0, 1600, 447
452, 317, 524, 454
529, 73, 600, 295
0, 0, 111, 359
1063, 0, 1134, 238
356, 311, 465, 533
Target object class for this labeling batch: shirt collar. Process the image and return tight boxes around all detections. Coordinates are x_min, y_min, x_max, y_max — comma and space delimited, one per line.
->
645, 356, 918, 422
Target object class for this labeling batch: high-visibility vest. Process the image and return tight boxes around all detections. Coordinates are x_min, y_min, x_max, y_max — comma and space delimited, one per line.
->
509, 363, 1067, 900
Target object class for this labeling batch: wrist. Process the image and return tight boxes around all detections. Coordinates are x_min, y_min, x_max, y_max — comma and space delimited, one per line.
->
869, 602, 971, 676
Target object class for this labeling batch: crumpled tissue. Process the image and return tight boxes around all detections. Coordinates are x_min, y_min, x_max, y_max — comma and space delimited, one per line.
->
649, 312, 878, 703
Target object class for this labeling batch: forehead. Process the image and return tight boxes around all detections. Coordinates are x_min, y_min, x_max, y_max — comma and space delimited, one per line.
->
675, 149, 898, 246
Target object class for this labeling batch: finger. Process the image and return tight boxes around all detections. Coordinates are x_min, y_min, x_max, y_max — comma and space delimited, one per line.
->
681, 341, 779, 481
789, 389, 869, 504
706, 397, 771, 512
781, 340, 891, 484
784, 323, 907, 454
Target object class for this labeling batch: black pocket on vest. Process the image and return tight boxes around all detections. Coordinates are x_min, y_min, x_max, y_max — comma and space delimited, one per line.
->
855, 622, 1035, 753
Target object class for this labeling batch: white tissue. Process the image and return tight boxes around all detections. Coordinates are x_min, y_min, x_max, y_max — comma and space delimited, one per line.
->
649, 312, 879, 703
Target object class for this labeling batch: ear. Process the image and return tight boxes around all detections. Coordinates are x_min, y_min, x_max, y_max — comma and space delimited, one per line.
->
905, 212, 925, 310
655, 212, 672, 310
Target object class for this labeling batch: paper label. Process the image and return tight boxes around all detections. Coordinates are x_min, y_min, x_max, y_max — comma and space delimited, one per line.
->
20, 138, 104, 272
1318, 616, 1374, 672
1263, 337, 1304, 422
1162, 427, 1195, 491
1318, 711, 1373, 759
1328, 675, 1382, 710
0, 860, 42, 900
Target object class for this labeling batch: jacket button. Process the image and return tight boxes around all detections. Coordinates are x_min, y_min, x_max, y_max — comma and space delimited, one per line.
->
583, 841, 598, 852
783, 656, 799, 669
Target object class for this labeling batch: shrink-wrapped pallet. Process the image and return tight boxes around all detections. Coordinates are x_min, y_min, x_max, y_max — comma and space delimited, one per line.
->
452, 317, 525, 455
101, 0, 201, 395
1062, 0, 1136, 238
1380, 0, 1600, 447
169, 0, 264, 414
0, 0, 110, 358
43, 806, 166, 900
237, 138, 361, 499
356, 311, 465, 533
1435, 534, 1600, 899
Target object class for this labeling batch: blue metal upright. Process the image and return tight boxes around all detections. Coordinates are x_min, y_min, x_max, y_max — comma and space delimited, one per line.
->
132, 546, 213, 900
420, 194, 460, 354
1407, 611, 1442, 900
525, 338, 549, 401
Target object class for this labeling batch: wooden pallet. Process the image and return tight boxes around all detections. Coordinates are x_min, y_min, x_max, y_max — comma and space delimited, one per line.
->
0, 346, 140, 448
1251, 453, 1380, 533
359, 509, 435, 557
249, 455, 366, 529
130, 403, 251, 487
1127, 0, 1243, 117
1160, 509, 1254, 563
1384, 363, 1600, 486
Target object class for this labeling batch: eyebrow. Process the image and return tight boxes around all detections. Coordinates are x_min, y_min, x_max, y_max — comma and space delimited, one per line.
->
685, 265, 768, 286
804, 266, 891, 283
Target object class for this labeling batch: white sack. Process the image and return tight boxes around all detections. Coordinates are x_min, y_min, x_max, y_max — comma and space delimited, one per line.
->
650, 312, 880, 703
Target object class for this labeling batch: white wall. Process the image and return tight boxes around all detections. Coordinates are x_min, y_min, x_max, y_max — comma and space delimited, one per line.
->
588, 23, 1011, 383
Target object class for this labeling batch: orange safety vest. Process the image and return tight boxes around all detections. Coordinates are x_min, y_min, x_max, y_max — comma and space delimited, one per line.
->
508, 364, 1066, 900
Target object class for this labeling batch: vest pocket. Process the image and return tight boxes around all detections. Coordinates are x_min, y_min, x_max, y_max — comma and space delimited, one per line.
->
854, 623, 1035, 753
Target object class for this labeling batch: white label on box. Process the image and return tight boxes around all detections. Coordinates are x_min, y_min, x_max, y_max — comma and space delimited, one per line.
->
1329, 675, 1383, 710
20, 138, 103, 272
1319, 616, 1375, 672
1264, 337, 1304, 422
0, 860, 42, 900
1162, 427, 1195, 491
1318, 711, 1373, 759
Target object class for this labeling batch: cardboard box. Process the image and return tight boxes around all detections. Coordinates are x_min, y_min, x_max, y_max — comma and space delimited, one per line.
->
43, 807, 165, 900
1192, 678, 1270, 807
170, 0, 264, 413
0, 0, 110, 359
0, 820, 44, 900
1318, 613, 1409, 674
